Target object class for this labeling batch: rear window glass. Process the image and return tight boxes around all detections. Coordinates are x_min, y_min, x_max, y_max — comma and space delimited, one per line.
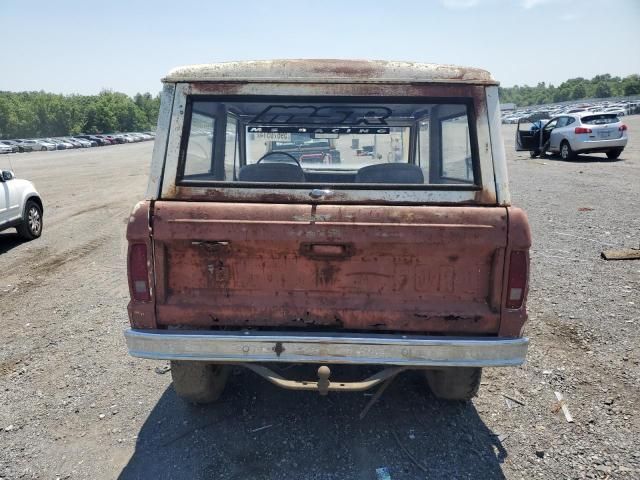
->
179, 98, 478, 188
581, 114, 619, 125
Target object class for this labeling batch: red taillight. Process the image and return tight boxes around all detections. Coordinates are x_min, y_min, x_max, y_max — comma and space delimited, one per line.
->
506, 251, 528, 310
619, 124, 627, 131
574, 127, 592, 134
129, 243, 150, 301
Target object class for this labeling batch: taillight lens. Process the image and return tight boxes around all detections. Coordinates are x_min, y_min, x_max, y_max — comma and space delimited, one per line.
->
129, 243, 151, 301
619, 124, 627, 132
574, 127, 592, 134
506, 251, 528, 310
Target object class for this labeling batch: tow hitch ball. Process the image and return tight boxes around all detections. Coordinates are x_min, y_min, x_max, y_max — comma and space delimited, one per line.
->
317, 365, 331, 396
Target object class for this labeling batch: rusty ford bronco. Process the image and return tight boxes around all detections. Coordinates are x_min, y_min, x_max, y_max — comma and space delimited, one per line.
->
125, 60, 531, 403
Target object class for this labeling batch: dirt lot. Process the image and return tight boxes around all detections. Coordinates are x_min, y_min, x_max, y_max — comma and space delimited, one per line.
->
1, 119, 639, 480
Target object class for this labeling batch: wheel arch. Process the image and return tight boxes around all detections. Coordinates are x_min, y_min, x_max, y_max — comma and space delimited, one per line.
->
24, 194, 43, 216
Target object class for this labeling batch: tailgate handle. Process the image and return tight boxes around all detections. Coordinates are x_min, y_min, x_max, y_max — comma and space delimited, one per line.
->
309, 189, 333, 199
300, 243, 354, 259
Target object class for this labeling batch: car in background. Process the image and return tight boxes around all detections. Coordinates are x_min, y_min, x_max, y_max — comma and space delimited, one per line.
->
0, 143, 14, 154
94, 135, 114, 145
43, 138, 73, 150
602, 107, 626, 116
517, 112, 627, 160
0, 169, 44, 240
65, 137, 93, 148
21, 139, 56, 151
2, 140, 31, 153
9, 140, 35, 152
75, 135, 107, 146
59, 137, 82, 148
0, 141, 20, 153
63, 137, 92, 148
104, 134, 125, 144
122, 133, 142, 142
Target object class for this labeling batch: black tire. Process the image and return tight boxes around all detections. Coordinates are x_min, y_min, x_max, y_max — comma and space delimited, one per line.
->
560, 140, 576, 160
606, 148, 623, 159
170, 361, 230, 404
40, 147, 46, 151
425, 367, 482, 401
16, 200, 43, 240
529, 150, 540, 158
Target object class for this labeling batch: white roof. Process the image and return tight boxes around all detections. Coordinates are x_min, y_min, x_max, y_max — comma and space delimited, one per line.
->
163, 59, 497, 85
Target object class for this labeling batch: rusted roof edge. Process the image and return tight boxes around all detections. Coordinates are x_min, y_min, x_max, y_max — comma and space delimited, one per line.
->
162, 60, 499, 86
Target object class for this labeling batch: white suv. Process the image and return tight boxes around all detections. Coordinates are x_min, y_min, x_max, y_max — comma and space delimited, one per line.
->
0, 170, 44, 240
517, 112, 628, 160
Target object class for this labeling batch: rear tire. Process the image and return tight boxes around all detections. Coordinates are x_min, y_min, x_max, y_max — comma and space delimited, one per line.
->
560, 140, 576, 160
425, 367, 482, 401
170, 361, 230, 404
16, 200, 43, 240
40, 147, 46, 151
606, 148, 623, 159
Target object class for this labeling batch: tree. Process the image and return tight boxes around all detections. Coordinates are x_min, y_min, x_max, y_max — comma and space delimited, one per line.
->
0, 90, 161, 139
572, 84, 586, 100
499, 73, 639, 107
594, 82, 611, 98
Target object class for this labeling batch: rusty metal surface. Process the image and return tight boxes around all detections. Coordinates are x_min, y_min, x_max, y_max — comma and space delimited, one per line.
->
187, 82, 488, 104
126, 201, 157, 329
163, 60, 498, 85
498, 207, 532, 337
170, 186, 494, 206
242, 364, 406, 394
150, 201, 509, 334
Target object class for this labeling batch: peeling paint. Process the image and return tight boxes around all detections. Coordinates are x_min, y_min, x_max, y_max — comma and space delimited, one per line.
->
163, 59, 498, 86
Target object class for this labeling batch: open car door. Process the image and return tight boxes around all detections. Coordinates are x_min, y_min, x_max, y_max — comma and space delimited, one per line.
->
515, 118, 542, 152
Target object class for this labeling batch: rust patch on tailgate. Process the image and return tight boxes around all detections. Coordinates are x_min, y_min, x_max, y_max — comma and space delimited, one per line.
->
152, 202, 508, 334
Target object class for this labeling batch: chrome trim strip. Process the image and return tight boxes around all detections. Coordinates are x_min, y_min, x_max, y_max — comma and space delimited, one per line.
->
125, 329, 528, 367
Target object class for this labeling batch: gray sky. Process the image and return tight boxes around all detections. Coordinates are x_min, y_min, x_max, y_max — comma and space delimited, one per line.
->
1, 0, 639, 95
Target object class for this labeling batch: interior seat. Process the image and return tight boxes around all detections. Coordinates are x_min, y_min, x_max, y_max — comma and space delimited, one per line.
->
355, 163, 424, 184
238, 163, 305, 182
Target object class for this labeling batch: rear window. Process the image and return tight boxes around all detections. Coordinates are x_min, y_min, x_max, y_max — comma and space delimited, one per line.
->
581, 114, 619, 125
178, 98, 479, 188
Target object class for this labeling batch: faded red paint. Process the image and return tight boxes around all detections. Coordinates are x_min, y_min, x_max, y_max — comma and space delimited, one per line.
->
498, 207, 532, 337
127, 65, 531, 340
141, 202, 514, 335
126, 201, 157, 329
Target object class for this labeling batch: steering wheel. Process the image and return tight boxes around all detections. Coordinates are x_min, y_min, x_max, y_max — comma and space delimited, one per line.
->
256, 151, 302, 167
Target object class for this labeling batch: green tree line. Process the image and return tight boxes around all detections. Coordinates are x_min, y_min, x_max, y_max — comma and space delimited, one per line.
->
499, 74, 640, 107
0, 90, 160, 139
2, 74, 639, 139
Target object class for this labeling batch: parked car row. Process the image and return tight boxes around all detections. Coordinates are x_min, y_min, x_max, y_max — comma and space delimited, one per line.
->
502, 100, 639, 124
0, 132, 155, 154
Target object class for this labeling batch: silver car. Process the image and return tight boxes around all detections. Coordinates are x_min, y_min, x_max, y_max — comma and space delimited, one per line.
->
517, 112, 628, 160
21, 139, 56, 151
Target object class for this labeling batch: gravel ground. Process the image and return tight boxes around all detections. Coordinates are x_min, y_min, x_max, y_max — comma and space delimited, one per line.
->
0, 119, 639, 480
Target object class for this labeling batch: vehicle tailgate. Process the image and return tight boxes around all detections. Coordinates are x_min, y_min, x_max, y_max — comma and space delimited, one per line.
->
152, 202, 508, 334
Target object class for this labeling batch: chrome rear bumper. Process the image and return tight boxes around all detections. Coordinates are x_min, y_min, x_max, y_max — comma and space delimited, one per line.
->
125, 329, 528, 367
